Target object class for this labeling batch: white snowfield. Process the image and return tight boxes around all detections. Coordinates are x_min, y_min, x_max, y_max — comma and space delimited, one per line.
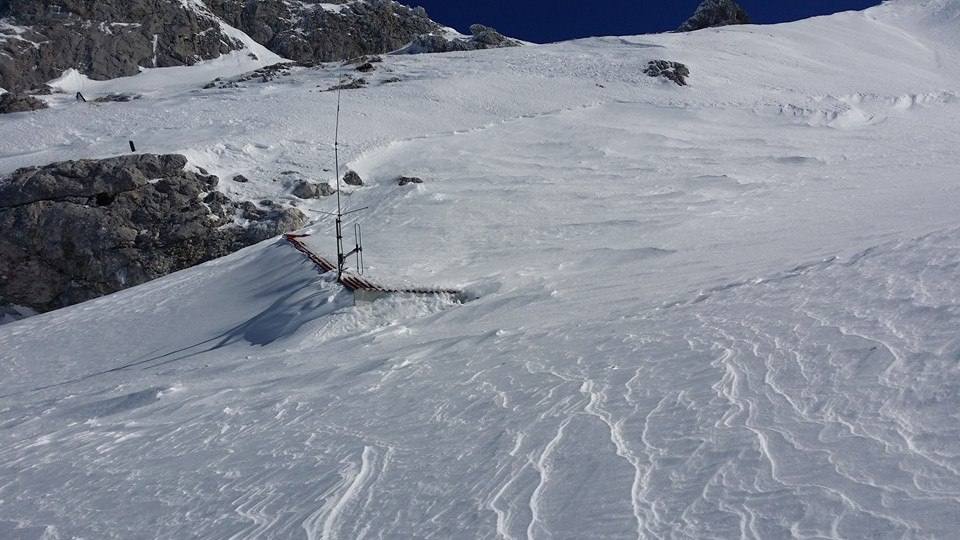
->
3, 0, 960, 538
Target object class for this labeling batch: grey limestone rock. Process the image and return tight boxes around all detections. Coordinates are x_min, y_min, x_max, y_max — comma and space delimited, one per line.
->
0, 302, 36, 325
0, 0, 242, 93
398, 23, 521, 54
292, 181, 317, 199
343, 170, 364, 186
1, 1, 521, 92
92, 93, 142, 103
292, 180, 336, 199
0, 154, 306, 313
644, 60, 691, 86
0, 92, 47, 113
677, 0, 751, 32
325, 77, 367, 91
205, 0, 440, 65
317, 182, 336, 196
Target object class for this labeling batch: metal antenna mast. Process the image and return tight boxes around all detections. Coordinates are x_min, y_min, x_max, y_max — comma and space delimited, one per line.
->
333, 75, 366, 280
334, 76, 344, 278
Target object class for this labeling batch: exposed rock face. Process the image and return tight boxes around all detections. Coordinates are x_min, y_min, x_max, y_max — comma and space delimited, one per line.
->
644, 60, 691, 86
677, 0, 751, 32
0, 0, 242, 93
1, 1, 521, 92
0, 92, 47, 113
205, 0, 440, 64
398, 24, 521, 54
0, 154, 306, 313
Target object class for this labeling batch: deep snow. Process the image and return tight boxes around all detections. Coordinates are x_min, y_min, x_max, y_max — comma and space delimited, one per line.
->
2, 1, 960, 538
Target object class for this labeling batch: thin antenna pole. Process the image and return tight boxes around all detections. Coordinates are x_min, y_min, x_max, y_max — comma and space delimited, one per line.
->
334, 75, 344, 279
334, 76, 343, 218
331, 73, 366, 281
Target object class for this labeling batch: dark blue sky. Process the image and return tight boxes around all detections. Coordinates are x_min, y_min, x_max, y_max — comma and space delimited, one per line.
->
399, 1, 881, 43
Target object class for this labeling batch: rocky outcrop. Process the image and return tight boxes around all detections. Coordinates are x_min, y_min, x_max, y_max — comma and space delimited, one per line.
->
397, 24, 521, 54
206, 0, 440, 63
0, 154, 306, 313
0, 0, 242, 93
325, 76, 368, 91
644, 60, 690, 86
1, 1, 521, 92
92, 93, 142, 103
203, 62, 304, 89
0, 92, 47, 113
677, 0, 751, 32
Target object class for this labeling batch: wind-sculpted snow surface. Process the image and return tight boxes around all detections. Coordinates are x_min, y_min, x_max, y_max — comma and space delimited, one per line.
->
2, 1, 960, 538
3, 224, 959, 538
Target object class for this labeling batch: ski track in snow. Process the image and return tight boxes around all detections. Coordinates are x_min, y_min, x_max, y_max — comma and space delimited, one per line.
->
3, 1, 960, 538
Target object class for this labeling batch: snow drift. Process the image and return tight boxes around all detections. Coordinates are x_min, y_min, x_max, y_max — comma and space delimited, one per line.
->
2, 0, 960, 537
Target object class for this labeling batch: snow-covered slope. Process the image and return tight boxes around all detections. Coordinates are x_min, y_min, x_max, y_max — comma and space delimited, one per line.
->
3, 1, 960, 537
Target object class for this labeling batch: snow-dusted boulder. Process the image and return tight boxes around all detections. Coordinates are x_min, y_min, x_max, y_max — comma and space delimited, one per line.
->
0, 154, 305, 313
397, 176, 424, 186
342, 170, 364, 186
92, 93, 142, 103
644, 60, 691, 86
325, 77, 368, 91
292, 180, 336, 199
0, 92, 47, 113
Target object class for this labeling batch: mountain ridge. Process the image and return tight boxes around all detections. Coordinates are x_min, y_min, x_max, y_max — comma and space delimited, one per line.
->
677, 0, 751, 32
0, 0, 518, 93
